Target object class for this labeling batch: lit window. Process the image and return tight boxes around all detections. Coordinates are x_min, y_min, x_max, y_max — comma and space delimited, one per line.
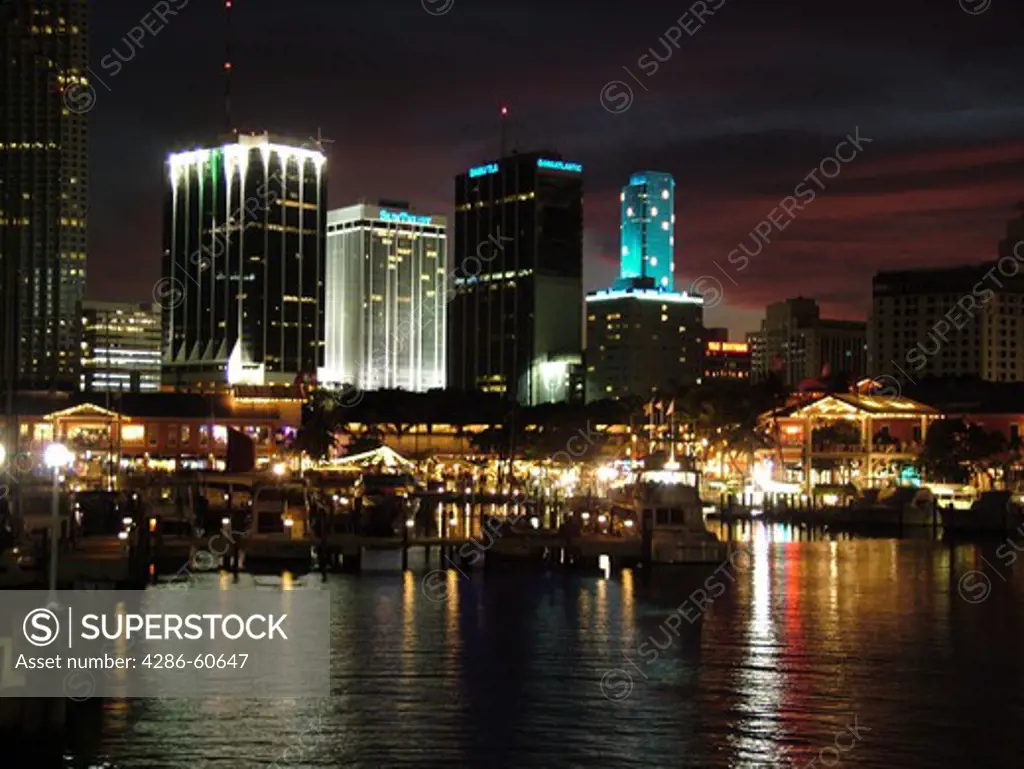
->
650, 257, 658, 267
661, 189, 670, 200
626, 207, 634, 217
661, 221, 669, 231
122, 425, 144, 442
650, 207, 658, 217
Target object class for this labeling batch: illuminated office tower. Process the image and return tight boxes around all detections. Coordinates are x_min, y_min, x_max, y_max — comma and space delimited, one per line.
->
586, 170, 703, 401
161, 132, 327, 391
450, 152, 584, 405
80, 301, 161, 392
617, 171, 675, 291
321, 202, 447, 392
1, 0, 89, 390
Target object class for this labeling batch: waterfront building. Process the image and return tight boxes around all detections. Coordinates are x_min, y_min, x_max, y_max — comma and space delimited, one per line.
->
617, 171, 675, 290
752, 297, 866, 386
321, 202, 446, 392
771, 377, 938, 494
9, 387, 303, 479
869, 215, 1024, 382
0, 0, 89, 390
80, 301, 161, 392
161, 132, 327, 392
449, 151, 583, 405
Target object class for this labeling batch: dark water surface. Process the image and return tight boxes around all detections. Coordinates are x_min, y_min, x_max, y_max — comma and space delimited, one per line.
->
53, 525, 1024, 767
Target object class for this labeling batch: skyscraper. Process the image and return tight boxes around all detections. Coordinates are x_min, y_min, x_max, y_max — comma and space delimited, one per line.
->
161, 132, 327, 391
0, 0, 89, 391
586, 170, 704, 401
80, 300, 161, 392
617, 171, 675, 290
321, 202, 447, 392
449, 152, 583, 405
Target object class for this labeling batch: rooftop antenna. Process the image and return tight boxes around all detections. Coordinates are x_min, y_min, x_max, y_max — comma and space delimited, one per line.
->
499, 105, 508, 159
224, 0, 234, 135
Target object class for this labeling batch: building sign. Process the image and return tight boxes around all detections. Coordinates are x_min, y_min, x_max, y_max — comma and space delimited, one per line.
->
537, 158, 582, 173
469, 163, 499, 178
707, 341, 749, 354
379, 209, 432, 226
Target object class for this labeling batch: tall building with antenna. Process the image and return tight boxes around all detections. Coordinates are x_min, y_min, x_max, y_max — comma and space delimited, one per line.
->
0, 0, 89, 393
449, 151, 584, 405
160, 2, 329, 390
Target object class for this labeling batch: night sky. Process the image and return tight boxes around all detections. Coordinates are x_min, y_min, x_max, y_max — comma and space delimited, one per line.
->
88, 0, 1024, 337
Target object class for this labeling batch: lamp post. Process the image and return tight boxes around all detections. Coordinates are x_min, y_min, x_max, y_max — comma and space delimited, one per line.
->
44, 442, 74, 598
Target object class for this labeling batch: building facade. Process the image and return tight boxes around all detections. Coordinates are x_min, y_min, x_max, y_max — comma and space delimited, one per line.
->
704, 340, 751, 381
752, 298, 866, 386
618, 171, 675, 290
585, 170, 705, 402
1, 0, 89, 390
449, 152, 583, 405
586, 282, 704, 401
321, 202, 447, 392
161, 132, 327, 391
80, 301, 161, 392
870, 217, 1024, 383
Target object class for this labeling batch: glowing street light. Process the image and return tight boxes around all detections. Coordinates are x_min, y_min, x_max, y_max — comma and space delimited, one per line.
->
44, 442, 73, 598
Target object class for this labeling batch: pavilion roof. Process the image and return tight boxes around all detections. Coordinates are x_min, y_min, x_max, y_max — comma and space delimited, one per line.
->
775, 392, 939, 419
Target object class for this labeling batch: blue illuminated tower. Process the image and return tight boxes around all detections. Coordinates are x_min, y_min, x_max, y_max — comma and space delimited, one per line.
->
617, 171, 675, 291
586, 170, 705, 401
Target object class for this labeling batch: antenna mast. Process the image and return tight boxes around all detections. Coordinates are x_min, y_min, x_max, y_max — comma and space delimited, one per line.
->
224, 0, 234, 135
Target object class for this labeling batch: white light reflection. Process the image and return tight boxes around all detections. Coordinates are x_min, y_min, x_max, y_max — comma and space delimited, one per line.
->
729, 524, 787, 763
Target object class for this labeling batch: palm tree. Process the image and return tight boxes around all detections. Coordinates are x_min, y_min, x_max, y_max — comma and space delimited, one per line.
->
294, 388, 341, 463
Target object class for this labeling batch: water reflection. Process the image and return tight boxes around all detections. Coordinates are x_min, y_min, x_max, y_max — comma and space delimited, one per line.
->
42, 537, 1024, 767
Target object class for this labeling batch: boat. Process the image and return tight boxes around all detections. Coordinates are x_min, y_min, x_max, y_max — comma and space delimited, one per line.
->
0, 545, 38, 588
941, 490, 1024, 534
632, 462, 729, 565
355, 472, 421, 536
243, 483, 313, 572
832, 486, 937, 528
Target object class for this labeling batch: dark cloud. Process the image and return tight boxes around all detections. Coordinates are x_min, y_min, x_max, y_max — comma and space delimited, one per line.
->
88, 0, 1024, 337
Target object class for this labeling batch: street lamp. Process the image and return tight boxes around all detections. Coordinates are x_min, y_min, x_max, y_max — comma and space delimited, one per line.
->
44, 443, 74, 598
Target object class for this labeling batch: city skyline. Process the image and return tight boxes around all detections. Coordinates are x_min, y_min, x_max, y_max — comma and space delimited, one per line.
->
82, 0, 1024, 339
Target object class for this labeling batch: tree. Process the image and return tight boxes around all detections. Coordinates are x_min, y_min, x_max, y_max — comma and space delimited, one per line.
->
919, 418, 1006, 487
294, 388, 340, 462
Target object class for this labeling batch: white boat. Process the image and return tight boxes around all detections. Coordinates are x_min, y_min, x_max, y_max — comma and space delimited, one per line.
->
833, 486, 937, 528
244, 483, 313, 570
633, 466, 729, 565
942, 490, 1024, 534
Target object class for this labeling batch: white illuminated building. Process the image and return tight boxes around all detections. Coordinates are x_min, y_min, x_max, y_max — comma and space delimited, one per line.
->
320, 202, 447, 392
80, 301, 162, 392
161, 132, 327, 391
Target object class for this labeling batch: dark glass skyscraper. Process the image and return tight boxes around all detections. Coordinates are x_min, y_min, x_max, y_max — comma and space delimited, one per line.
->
161, 133, 327, 391
0, 0, 89, 391
449, 152, 583, 405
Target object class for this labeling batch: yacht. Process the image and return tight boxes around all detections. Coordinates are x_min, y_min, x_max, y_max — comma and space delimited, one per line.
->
631, 463, 729, 565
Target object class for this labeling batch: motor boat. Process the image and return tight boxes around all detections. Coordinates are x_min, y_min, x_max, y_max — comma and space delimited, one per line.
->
942, 490, 1024, 534
833, 486, 937, 528
631, 462, 729, 564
